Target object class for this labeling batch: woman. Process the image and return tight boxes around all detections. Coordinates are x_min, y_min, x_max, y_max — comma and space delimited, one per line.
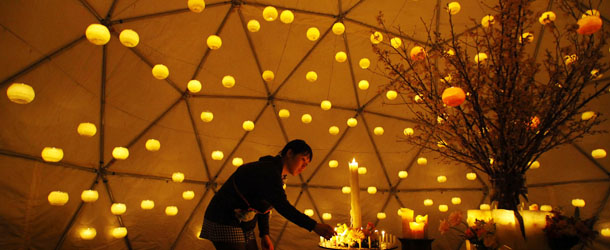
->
200, 139, 336, 250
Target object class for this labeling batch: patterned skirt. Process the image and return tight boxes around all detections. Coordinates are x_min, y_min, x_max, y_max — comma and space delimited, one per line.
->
200, 219, 256, 243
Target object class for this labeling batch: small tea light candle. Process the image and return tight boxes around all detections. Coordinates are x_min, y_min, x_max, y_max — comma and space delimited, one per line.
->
572, 199, 585, 207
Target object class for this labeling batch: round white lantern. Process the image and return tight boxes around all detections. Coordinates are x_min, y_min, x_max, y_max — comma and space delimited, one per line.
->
358, 80, 369, 90
451, 197, 462, 205
42, 147, 64, 162
322, 213, 332, 221
466, 172, 477, 180
328, 160, 338, 168
347, 118, 358, 127
111, 203, 126, 215
403, 128, 414, 136
242, 120, 255, 131
601, 228, 610, 237
417, 157, 427, 166
539, 11, 556, 25
306, 27, 320, 41
398, 171, 408, 179
377, 212, 387, 220
581, 111, 596, 120
145, 139, 160, 151
165, 206, 178, 216
437, 175, 447, 183
306, 71, 317, 82
332, 22, 345, 35
423, 199, 433, 206
529, 160, 540, 169
77, 122, 97, 137
447, 2, 461, 15
188, 80, 202, 93
304, 209, 314, 217
341, 186, 351, 194
112, 147, 129, 160
247, 20, 260, 32
141, 200, 154, 210
7, 83, 35, 104
85, 24, 110, 45
278, 109, 290, 118
80, 228, 96, 240
262, 6, 278, 21
391, 37, 402, 49
370, 31, 383, 44
320, 100, 332, 110
414, 95, 423, 103
373, 127, 384, 136
481, 15, 495, 28
207, 35, 222, 50
358, 167, 367, 175
328, 126, 339, 135
572, 199, 585, 207
81, 190, 99, 203
152, 64, 169, 79
335, 51, 347, 63
232, 157, 244, 167
592, 149, 607, 159
520, 32, 534, 43
48, 191, 69, 206
222, 75, 235, 88
119, 29, 139, 47
386, 90, 398, 100
540, 205, 552, 212
474, 53, 488, 64
172, 172, 185, 183
212, 150, 224, 160
279, 10, 294, 24
367, 186, 377, 194
183, 191, 195, 200
301, 114, 312, 124
439, 205, 449, 212
262, 70, 274, 82
112, 227, 128, 238
188, 0, 205, 13
359, 58, 370, 69
200, 111, 213, 122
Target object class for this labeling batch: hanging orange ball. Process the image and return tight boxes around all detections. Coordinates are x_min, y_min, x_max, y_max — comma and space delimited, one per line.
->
441, 87, 466, 107
577, 16, 602, 35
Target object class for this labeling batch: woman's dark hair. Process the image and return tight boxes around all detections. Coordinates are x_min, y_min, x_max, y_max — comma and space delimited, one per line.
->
280, 139, 313, 160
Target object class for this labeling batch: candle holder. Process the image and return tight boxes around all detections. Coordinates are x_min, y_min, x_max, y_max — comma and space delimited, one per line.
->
398, 238, 433, 250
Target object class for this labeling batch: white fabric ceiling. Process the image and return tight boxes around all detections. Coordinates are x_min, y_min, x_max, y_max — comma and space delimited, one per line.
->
1, 0, 609, 249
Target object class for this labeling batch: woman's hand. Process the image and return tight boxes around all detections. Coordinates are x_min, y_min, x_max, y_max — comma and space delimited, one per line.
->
313, 223, 336, 240
261, 234, 274, 250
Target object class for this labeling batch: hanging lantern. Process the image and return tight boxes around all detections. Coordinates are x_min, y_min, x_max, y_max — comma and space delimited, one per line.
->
417, 157, 427, 165
165, 206, 178, 216
81, 190, 99, 203
341, 186, 351, 194
439, 205, 449, 212
42, 147, 64, 162
377, 212, 386, 220
474, 53, 487, 64
111, 203, 126, 215
262, 70, 274, 82
112, 147, 129, 160
564, 54, 578, 65
222, 75, 235, 88
390, 37, 402, 49
183, 191, 195, 200
247, 20, 260, 32
437, 176, 447, 183
85, 24, 110, 45
480, 204, 491, 210
581, 111, 596, 120
451, 197, 462, 205
320, 100, 332, 110
442, 87, 466, 107
359, 58, 370, 69
172, 172, 185, 183
48, 191, 69, 206
481, 15, 495, 28
279, 10, 294, 24
332, 22, 345, 35
592, 149, 607, 159
77, 122, 97, 137
112, 227, 128, 239
328, 126, 339, 135
187, 80, 202, 93
591, 69, 603, 79
278, 109, 290, 118
386, 90, 398, 100
119, 29, 139, 47
539, 11, 556, 25
328, 160, 338, 168
306, 71, 317, 82
242, 120, 255, 131
410, 46, 426, 61
367, 186, 377, 194
414, 95, 423, 103
601, 228, 610, 237
423, 199, 433, 206
151, 64, 169, 80
304, 209, 314, 217
206, 35, 222, 50
188, 0, 205, 13
6, 83, 35, 104
358, 167, 367, 175
370, 31, 383, 44
403, 128, 414, 136
529, 160, 540, 169
398, 171, 408, 179
262, 6, 278, 21
582, 9, 600, 18
335, 51, 347, 62
577, 15, 602, 35
211, 150, 224, 160
466, 172, 477, 180
80, 228, 97, 240
358, 80, 369, 90
145, 139, 160, 151
347, 118, 357, 127
571, 199, 585, 207
306, 27, 320, 41
322, 213, 332, 221
520, 32, 534, 43
232, 157, 244, 167
301, 114, 312, 124
373, 127, 384, 136
447, 2, 461, 15
200, 111, 213, 122
540, 205, 552, 212
141, 200, 154, 210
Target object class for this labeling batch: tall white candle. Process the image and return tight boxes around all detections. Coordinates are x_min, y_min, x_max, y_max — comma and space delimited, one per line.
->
349, 158, 362, 228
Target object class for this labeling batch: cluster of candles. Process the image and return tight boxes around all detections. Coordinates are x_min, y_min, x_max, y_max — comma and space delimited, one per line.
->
399, 208, 429, 239
318, 230, 397, 249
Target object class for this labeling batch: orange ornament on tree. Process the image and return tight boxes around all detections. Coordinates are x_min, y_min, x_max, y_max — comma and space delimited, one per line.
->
410, 46, 426, 61
441, 87, 466, 107
577, 16, 602, 35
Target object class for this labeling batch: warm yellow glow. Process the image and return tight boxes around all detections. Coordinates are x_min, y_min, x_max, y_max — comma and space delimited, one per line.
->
582, 9, 600, 18
439, 205, 449, 212
332, 22, 345, 35
80, 228, 96, 240
172, 172, 185, 183
81, 190, 99, 203
358, 167, 367, 175
417, 157, 427, 166
520, 32, 534, 43
466, 172, 477, 180
187, 80, 202, 93
390, 37, 402, 49
341, 186, 351, 194
445, 49, 456, 56
42, 147, 64, 162
48, 191, 69, 206
529, 160, 540, 169
386, 90, 398, 100
347, 118, 357, 127
474, 53, 488, 64
335, 51, 347, 63
529, 204, 539, 210
539, 11, 556, 25
306, 71, 317, 82
416, 214, 428, 224
494, 210, 516, 226
152, 64, 169, 80
278, 109, 290, 118
480, 204, 491, 210
437, 175, 447, 183
200, 111, 213, 122
377, 212, 387, 220
112, 147, 129, 160
242, 120, 255, 131
328, 126, 339, 135
601, 228, 610, 237
304, 209, 314, 217
301, 114, 312, 124
349, 158, 358, 169
398, 171, 408, 179
451, 197, 462, 205
119, 29, 139, 47
279, 10, 294, 23
403, 128, 414, 136
211, 150, 224, 160
141, 200, 154, 210
112, 227, 127, 238
322, 213, 332, 220
262, 6, 278, 21
165, 206, 178, 216
359, 58, 370, 69
222, 75, 235, 88
423, 199, 433, 206
447, 2, 461, 15
370, 31, 383, 44
320, 100, 332, 110
232, 157, 243, 167
592, 149, 607, 159
481, 15, 495, 28
356, 80, 370, 90
414, 95, 423, 103
111, 203, 126, 215
145, 139, 160, 151
590, 69, 602, 79
206, 35, 222, 50
85, 24, 110, 45
262, 70, 274, 82
410, 46, 426, 61
247, 19, 260, 32
572, 199, 585, 207
306, 27, 320, 41
188, 0, 205, 13
565, 54, 578, 65
371, 127, 383, 136
540, 205, 552, 212
7, 83, 35, 104
367, 186, 377, 194
183, 191, 195, 200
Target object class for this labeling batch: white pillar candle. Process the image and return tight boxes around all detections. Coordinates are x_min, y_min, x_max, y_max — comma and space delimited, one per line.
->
349, 158, 362, 228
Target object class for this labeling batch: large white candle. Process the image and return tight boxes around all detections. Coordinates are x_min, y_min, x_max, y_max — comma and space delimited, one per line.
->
349, 158, 362, 228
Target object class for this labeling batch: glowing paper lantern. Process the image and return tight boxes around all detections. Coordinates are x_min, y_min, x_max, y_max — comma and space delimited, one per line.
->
480, 204, 491, 210
211, 151, 224, 160
520, 32, 534, 43
301, 114, 312, 124
389, 37, 403, 49
423, 199, 433, 206
306, 71, 318, 82
466, 172, 477, 180
529, 160, 540, 169
6, 83, 35, 104
42, 147, 64, 162
232, 157, 243, 167
341, 186, 351, 194
278, 109, 290, 118
80, 228, 96, 240
279, 10, 294, 23
417, 157, 427, 166
81, 190, 99, 203
403, 128, 414, 136
111, 203, 126, 215
414, 95, 423, 103
188, 0, 205, 13
48, 191, 69, 206
183, 191, 195, 200
577, 16, 602, 35
112, 227, 127, 238
410, 46, 426, 61
172, 172, 185, 183
572, 199, 585, 207
373, 127, 384, 136
328, 160, 338, 168
601, 228, 610, 237
437, 176, 447, 183
119, 29, 139, 47
442, 87, 466, 107
306, 27, 320, 41
359, 58, 370, 69
85, 24, 110, 45
206, 35, 222, 50
320, 100, 332, 110
398, 171, 408, 179
370, 31, 383, 44
200, 111, 213, 122
242, 120, 255, 131
328, 126, 339, 135
447, 2, 461, 15
304, 209, 314, 217
262, 6, 278, 21
482, 15, 495, 28
141, 200, 154, 210
377, 212, 387, 220
322, 213, 332, 220
262, 70, 274, 82
222, 75, 235, 88
540, 205, 552, 212
358, 80, 369, 90
539, 11, 556, 25
581, 111, 596, 120
152, 64, 169, 80
332, 22, 345, 35
445, 49, 456, 56
592, 149, 607, 159
358, 167, 367, 175
335, 51, 347, 62
474, 53, 487, 64
439, 205, 449, 212
165, 206, 178, 216
386, 90, 398, 100
451, 197, 462, 205
145, 139, 160, 151
347, 118, 358, 127
564, 54, 578, 65
367, 186, 377, 194
112, 147, 129, 160
247, 20, 260, 32
188, 80, 202, 93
